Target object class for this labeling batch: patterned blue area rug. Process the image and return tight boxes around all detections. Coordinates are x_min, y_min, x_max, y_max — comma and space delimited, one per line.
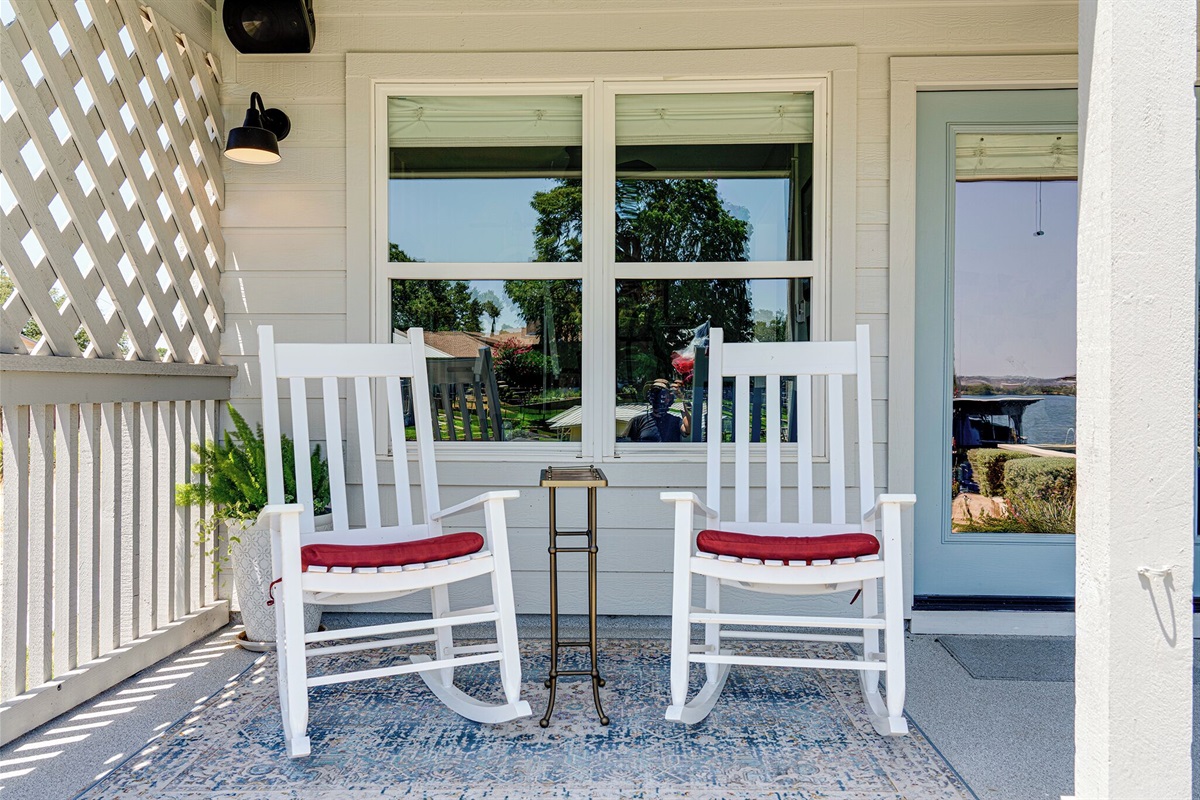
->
78, 639, 974, 799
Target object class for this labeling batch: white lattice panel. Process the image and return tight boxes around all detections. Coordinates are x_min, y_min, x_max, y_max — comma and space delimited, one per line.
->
0, 0, 224, 363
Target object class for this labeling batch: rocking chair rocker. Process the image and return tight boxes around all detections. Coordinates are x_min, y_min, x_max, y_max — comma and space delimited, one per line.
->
257, 326, 531, 758
663, 325, 914, 735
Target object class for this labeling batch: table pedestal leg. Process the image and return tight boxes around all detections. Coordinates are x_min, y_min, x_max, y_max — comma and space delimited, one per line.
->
539, 485, 608, 727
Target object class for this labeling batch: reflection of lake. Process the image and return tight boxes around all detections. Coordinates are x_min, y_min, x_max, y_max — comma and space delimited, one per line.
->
1020, 395, 1076, 445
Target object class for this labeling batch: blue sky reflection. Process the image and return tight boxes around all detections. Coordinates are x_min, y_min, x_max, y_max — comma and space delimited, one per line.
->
954, 179, 1077, 379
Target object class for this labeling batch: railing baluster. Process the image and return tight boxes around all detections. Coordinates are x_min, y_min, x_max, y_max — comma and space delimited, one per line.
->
157, 402, 174, 629
54, 403, 80, 674
203, 400, 221, 604
137, 403, 156, 637
28, 404, 54, 687
78, 404, 100, 664
176, 401, 193, 616
99, 402, 119, 653
120, 403, 137, 644
1, 404, 30, 700
187, 400, 203, 613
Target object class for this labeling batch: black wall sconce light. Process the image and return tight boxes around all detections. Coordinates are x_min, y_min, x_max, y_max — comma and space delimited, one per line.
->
224, 92, 291, 164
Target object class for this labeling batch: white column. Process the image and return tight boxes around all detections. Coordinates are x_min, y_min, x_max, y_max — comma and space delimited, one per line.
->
1074, 2, 1196, 799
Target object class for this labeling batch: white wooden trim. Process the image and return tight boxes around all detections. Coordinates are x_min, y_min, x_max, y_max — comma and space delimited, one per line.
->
346, 72, 373, 346
888, 54, 1079, 617
595, 78, 616, 461
346, 48, 858, 83
611, 261, 818, 280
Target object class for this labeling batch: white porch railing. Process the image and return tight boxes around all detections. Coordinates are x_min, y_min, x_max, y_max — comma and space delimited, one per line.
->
0, 354, 237, 745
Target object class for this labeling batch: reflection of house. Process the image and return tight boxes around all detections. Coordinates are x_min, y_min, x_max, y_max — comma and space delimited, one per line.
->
392, 329, 490, 359
422, 330, 492, 358
481, 326, 540, 350
548, 404, 647, 441
549, 403, 691, 441
393, 328, 541, 360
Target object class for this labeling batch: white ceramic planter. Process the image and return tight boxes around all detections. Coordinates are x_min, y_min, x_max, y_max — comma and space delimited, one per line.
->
230, 513, 332, 644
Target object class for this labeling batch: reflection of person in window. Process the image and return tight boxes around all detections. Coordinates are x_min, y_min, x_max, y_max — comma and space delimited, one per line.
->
624, 379, 691, 442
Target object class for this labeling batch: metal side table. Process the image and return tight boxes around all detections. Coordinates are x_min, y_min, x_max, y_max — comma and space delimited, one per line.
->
538, 465, 609, 727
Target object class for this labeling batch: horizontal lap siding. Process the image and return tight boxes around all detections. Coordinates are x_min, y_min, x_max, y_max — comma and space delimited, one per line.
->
217, 0, 1078, 613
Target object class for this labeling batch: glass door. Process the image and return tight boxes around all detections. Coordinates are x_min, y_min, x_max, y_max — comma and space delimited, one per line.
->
914, 90, 1078, 602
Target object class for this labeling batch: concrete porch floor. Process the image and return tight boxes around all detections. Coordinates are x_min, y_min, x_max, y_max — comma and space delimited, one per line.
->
1, 617, 1196, 800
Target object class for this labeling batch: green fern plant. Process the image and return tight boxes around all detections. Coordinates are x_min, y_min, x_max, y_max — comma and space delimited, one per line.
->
176, 405, 332, 571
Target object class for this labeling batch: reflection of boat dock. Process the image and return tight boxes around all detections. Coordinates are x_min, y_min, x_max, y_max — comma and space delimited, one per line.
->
953, 395, 1043, 447
998, 443, 1076, 459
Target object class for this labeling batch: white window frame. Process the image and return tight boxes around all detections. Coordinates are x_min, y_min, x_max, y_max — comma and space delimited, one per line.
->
372, 81, 594, 462
601, 78, 828, 461
348, 48, 857, 464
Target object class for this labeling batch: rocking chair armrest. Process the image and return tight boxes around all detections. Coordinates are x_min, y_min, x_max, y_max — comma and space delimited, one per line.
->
430, 490, 521, 521
862, 494, 917, 523
257, 504, 304, 531
259, 503, 304, 519
660, 492, 719, 521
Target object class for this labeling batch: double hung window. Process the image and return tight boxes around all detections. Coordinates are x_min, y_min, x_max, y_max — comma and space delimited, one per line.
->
379, 80, 826, 457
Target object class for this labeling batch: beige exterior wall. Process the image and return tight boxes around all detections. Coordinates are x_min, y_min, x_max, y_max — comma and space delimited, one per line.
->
215, 0, 1079, 614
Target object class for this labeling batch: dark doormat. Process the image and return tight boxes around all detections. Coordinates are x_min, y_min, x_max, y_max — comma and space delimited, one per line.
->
936, 635, 1075, 682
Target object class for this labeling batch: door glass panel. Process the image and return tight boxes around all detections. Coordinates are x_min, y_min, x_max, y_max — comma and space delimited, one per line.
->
951, 132, 1077, 534
387, 95, 583, 262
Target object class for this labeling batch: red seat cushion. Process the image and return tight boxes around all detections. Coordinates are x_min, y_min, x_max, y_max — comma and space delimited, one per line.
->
300, 532, 485, 571
696, 529, 879, 564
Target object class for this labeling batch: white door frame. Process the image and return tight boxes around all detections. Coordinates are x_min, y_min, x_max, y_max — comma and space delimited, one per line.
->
888, 55, 1078, 631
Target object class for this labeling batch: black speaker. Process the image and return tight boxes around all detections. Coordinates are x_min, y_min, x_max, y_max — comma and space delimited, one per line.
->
223, 0, 316, 54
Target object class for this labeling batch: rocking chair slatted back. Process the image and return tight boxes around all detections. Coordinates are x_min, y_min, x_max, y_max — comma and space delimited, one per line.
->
704, 325, 874, 528
386, 376, 414, 528
259, 326, 440, 535
323, 376, 349, 531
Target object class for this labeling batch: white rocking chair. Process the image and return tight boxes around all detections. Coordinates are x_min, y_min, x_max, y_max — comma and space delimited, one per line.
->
257, 326, 531, 758
663, 325, 914, 735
